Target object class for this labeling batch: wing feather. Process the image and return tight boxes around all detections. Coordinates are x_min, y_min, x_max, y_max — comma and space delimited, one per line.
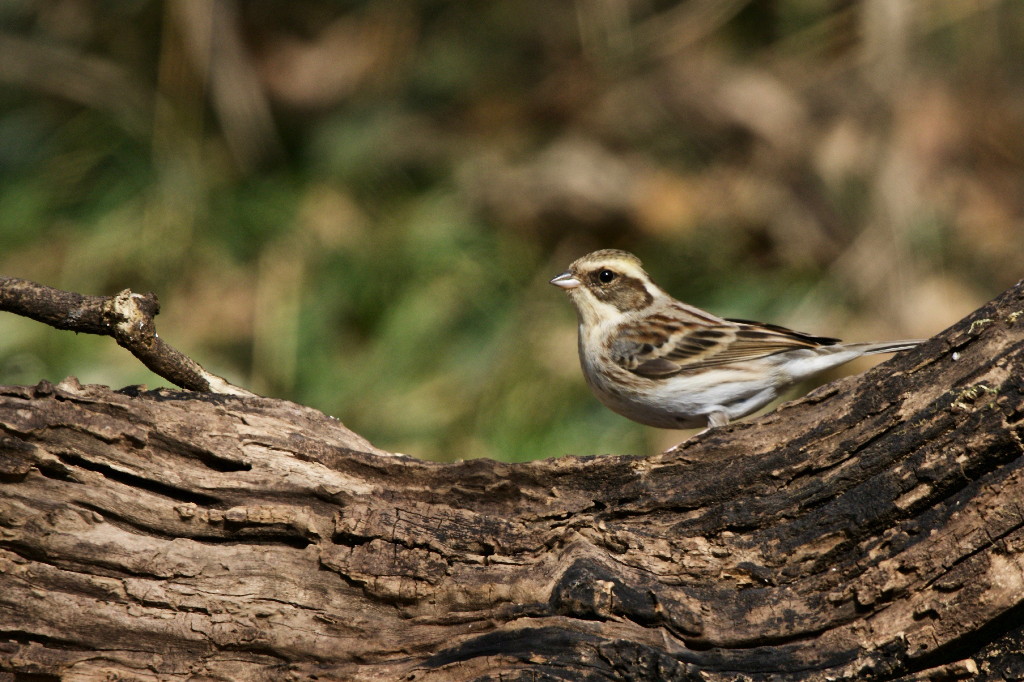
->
612, 312, 842, 377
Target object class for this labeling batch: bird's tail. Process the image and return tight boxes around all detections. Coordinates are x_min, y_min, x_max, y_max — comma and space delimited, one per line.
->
845, 339, 924, 355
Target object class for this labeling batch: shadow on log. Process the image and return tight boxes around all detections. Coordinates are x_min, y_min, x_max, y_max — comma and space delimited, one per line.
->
0, 279, 1022, 680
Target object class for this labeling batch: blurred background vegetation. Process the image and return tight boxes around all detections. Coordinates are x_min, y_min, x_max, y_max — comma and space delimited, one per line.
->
0, 1, 1020, 460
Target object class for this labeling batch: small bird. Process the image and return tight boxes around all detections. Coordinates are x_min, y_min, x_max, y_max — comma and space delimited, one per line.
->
551, 249, 921, 430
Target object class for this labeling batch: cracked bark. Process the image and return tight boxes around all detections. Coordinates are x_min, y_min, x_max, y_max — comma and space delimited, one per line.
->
0, 280, 1023, 681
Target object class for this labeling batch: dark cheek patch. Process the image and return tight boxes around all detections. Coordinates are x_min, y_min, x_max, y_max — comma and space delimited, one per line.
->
589, 274, 653, 311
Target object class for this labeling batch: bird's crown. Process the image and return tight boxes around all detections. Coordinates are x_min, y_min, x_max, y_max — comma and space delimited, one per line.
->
570, 249, 644, 274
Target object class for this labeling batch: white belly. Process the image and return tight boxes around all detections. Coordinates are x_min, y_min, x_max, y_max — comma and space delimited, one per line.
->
585, 362, 785, 429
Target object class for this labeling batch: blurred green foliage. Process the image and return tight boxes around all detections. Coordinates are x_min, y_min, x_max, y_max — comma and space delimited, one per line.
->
1, 1, 1021, 460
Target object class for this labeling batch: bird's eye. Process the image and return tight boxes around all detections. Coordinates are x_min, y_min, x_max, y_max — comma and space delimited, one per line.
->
598, 269, 616, 284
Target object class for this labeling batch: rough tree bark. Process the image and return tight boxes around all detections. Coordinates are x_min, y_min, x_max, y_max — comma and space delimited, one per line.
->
0, 279, 1023, 681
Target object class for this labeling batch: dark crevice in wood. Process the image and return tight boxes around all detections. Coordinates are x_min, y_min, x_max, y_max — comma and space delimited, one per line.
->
916, 606, 1024, 681
149, 433, 252, 473
53, 451, 223, 506
423, 626, 605, 670
215, 530, 315, 549
0, 542, 143, 589
73, 501, 317, 550
2, 537, 173, 582
330, 532, 376, 548
317, 563, 371, 595
179, 530, 317, 549
891, 611, 1024, 680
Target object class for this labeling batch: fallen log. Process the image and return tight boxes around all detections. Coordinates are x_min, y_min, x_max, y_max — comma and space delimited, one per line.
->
0, 277, 1022, 680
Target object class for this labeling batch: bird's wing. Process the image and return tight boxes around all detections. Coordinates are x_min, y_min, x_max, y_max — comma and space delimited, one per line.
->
611, 313, 842, 378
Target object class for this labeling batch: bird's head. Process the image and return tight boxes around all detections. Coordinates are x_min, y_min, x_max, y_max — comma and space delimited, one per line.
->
550, 249, 660, 325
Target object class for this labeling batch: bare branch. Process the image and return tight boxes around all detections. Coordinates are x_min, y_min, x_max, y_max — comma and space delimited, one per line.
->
0, 277, 255, 396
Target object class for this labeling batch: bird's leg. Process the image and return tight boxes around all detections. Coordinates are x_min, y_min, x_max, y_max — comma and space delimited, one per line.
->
704, 410, 730, 431
707, 411, 730, 428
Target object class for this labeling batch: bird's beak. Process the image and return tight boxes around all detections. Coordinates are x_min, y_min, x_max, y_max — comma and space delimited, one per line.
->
550, 272, 581, 289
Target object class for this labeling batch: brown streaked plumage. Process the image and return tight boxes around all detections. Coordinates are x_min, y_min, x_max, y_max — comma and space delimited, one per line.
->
551, 249, 922, 430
